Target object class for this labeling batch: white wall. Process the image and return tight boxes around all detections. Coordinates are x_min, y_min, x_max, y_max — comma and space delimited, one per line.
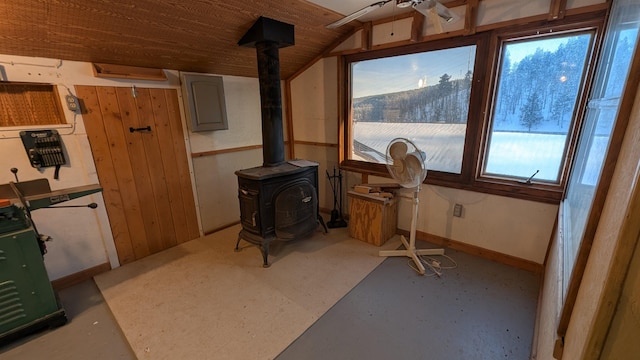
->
187, 74, 291, 233
290, 57, 341, 212
187, 74, 263, 232
417, 185, 556, 263
187, 75, 264, 154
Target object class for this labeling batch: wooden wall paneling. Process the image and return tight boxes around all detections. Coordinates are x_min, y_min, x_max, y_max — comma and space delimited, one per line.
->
79, 85, 199, 263
163, 89, 200, 241
128, 87, 179, 250
76, 86, 139, 264
94, 87, 152, 260
148, 88, 190, 244
114, 87, 165, 255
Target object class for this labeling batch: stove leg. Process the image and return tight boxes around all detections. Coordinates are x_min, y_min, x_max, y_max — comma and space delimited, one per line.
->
318, 215, 328, 234
261, 242, 270, 268
235, 235, 242, 252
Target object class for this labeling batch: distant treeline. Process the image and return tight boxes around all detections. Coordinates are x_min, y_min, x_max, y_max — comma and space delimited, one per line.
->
353, 35, 634, 131
353, 71, 472, 124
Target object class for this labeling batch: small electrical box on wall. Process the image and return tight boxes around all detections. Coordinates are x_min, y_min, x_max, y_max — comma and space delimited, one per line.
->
19, 130, 67, 179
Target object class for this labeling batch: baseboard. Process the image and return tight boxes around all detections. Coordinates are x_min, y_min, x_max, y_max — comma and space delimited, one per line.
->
398, 229, 544, 274
204, 221, 241, 236
51, 262, 112, 291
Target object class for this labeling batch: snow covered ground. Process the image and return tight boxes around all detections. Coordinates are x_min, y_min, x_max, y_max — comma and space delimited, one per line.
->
353, 122, 608, 183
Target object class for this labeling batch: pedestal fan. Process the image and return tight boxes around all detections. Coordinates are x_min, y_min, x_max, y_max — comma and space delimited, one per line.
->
379, 138, 444, 275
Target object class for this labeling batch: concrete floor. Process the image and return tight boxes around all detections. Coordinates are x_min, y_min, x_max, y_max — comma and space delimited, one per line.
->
0, 280, 135, 360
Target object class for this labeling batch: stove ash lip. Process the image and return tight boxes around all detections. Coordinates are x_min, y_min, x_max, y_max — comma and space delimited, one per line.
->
235, 160, 319, 181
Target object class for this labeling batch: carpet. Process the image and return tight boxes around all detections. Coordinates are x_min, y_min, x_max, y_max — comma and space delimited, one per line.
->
95, 224, 400, 360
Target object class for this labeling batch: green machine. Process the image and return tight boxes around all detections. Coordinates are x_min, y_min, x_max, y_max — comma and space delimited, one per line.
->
0, 173, 102, 345
0, 204, 66, 344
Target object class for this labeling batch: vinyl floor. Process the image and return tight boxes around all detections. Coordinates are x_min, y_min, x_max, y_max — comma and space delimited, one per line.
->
277, 246, 540, 360
0, 237, 540, 360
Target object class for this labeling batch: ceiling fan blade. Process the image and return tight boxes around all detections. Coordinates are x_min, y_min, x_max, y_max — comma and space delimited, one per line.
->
326, 0, 392, 29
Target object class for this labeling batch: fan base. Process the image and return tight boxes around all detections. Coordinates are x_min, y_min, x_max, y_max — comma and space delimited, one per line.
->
379, 235, 444, 275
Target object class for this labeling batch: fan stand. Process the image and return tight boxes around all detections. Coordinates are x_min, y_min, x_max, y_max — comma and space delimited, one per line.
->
379, 186, 444, 275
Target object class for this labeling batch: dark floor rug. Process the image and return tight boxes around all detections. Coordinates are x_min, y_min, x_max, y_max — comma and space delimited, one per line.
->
276, 246, 540, 360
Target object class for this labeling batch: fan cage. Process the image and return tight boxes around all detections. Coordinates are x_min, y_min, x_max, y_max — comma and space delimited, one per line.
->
385, 138, 427, 188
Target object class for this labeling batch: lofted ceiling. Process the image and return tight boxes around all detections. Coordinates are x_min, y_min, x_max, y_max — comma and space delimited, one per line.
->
0, 0, 378, 80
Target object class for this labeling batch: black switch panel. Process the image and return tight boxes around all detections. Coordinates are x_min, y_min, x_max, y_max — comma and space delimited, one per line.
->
19, 130, 67, 168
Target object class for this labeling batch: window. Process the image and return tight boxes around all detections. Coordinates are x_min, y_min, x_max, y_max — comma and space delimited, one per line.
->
483, 33, 594, 184
341, 15, 605, 203
558, 4, 640, 334
350, 45, 477, 174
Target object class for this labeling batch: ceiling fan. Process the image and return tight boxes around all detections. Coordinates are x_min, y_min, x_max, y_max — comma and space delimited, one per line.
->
326, 0, 458, 33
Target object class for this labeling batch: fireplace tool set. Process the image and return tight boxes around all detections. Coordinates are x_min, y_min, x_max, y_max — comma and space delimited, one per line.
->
326, 167, 347, 228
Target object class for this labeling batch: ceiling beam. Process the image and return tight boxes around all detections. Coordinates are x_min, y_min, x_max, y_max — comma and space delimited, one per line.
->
464, 0, 479, 35
411, 11, 425, 42
362, 22, 373, 51
548, 0, 568, 20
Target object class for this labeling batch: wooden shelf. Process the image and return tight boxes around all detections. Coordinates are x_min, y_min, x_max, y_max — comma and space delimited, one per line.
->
92, 63, 167, 81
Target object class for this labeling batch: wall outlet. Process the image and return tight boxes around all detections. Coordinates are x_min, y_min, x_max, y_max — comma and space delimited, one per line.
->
453, 203, 463, 217
65, 94, 80, 113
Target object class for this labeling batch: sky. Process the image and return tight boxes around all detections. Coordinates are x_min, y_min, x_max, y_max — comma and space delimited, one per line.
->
352, 37, 571, 99
505, 37, 569, 65
352, 46, 475, 98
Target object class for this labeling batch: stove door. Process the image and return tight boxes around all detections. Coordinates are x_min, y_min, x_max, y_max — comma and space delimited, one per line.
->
274, 180, 317, 240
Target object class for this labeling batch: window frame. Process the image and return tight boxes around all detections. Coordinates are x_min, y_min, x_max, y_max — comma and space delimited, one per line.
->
339, 13, 606, 204
342, 34, 488, 188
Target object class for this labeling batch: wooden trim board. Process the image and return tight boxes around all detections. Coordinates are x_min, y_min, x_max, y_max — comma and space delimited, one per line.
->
92, 63, 167, 81
398, 229, 544, 273
51, 262, 112, 291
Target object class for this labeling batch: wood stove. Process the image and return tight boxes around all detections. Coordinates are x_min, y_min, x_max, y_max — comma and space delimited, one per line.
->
235, 17, 325, 267
236, 161, 323, 266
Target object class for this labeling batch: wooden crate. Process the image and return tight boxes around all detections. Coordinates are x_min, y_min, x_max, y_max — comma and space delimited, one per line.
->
348, 191, 397, 246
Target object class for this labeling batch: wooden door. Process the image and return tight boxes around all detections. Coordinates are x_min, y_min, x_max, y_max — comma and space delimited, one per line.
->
76, 86, 200, 264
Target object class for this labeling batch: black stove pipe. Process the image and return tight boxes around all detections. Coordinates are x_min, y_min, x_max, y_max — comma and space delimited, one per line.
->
238, 17, 294, 167
256, 41, 285, 166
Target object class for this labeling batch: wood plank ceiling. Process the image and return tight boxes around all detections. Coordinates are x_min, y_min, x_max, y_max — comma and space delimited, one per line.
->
0, 0, 357, 79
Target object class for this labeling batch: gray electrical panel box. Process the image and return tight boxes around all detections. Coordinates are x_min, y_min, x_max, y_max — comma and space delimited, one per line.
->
181, 73, 229, 132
